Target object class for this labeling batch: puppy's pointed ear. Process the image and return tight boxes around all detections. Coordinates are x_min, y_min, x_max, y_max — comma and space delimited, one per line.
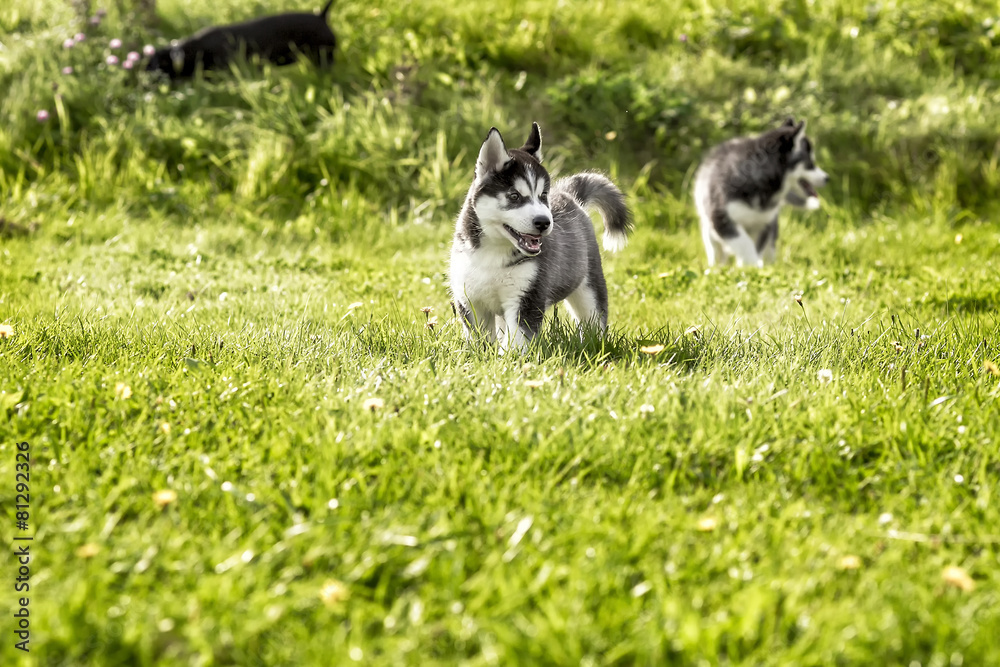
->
779, 119, 807, 152
520, 122, 543, 163
476, 128, 510, 181
792, 120, 807, 147
782, 117, 797, 127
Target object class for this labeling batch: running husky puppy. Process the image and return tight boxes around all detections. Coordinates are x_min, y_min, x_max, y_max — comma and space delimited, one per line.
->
449, 123, 633, 354
694, 118, 829, 267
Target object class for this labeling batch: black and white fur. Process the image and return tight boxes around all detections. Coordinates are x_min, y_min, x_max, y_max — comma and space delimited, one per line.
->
449, 123, 633, 354
145, 0, 337, 80
694, 118, 829, 267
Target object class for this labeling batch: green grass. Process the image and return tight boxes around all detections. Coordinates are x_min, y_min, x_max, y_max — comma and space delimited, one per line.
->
2, 0, 1000, 664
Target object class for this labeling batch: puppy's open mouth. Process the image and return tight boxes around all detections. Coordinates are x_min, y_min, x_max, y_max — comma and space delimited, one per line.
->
504, 225, 542, 256
799, 178, 819, 198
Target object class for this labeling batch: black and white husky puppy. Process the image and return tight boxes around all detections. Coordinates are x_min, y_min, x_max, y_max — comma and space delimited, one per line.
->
449, 123, 633, 354
694, 118, 829, 267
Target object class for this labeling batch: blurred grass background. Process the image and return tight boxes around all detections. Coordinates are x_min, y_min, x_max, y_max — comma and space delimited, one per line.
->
2, 0, 998, 235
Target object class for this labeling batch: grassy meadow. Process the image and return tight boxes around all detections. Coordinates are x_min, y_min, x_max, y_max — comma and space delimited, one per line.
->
2, 0, 1000, 664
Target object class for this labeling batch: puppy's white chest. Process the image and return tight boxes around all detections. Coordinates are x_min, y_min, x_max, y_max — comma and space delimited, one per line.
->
450, 248, 536, 313
726, 200, 781, 233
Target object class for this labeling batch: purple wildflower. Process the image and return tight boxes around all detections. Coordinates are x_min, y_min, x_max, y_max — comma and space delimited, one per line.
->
63, 38, 75, 49
143, 44, 156, 56
36, 109, 50, 123
123, 59, 134, 70
74, 32, 86, 43
109, 38, 122, 49
106, 54, 119, 66
679, 34, 689, 43
127, 51, 140, 62
62, 66, 75, 75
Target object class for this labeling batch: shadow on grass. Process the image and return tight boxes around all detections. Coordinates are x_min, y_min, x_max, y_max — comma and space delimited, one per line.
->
343, 311, 710, 372
528, 315, 707, 371
929, 292, 999, 315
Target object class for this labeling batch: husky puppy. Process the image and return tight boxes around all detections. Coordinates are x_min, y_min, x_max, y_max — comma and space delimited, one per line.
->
694, 118, 829, 267
449, 123, 633, 354
145, 0, 337, 80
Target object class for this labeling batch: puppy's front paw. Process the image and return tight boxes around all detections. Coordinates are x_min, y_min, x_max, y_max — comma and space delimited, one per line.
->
498, 329, 529, 356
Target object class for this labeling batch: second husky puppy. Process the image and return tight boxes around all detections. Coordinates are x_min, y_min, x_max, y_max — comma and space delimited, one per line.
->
449, 123, 632, 354
694, 118, 829, 267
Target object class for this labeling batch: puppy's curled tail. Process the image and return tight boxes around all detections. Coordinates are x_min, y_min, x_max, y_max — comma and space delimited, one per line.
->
559, 172, 633, 252
320, 0, 335, 17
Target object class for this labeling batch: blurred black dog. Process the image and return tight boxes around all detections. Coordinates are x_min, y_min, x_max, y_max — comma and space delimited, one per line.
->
146, 0, 337, 79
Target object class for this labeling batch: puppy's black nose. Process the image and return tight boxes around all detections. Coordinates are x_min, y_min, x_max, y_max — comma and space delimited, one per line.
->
533, 216, 551, 233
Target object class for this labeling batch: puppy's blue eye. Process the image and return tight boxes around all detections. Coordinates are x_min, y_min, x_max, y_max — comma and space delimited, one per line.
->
508, 191, 521, 202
